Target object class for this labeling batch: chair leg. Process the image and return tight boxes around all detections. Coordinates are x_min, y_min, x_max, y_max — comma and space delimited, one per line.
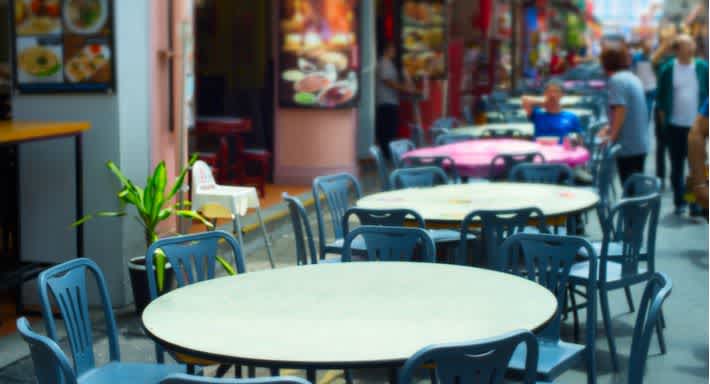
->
215, 365, 231, 377
270, 367, 279, 376
570, 287, 581, 343
234, 365, 242, 378
599, 289, 619, 371
248, 366, 256, 377
659, 308, 666, 329
623, 286, 635, 313
345, 369, 354, 384
306, 368, 317, 383
256, 207, 276, 268
656, 319, 667, 354
388, 367, 399, 384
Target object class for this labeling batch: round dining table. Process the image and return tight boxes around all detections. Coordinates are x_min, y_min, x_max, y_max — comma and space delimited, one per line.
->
142, 262, 557, 371
357, 182, 599, 227
403, 138, 590, 178
506, 95, 585, 107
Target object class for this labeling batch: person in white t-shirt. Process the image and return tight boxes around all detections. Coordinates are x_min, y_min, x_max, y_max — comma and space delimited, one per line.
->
657, 35, 710, 215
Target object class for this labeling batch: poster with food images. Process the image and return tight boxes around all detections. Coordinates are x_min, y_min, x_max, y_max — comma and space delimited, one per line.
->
12, 0, 115, 93
400, 0, 447, 79
279, 0, 360, 108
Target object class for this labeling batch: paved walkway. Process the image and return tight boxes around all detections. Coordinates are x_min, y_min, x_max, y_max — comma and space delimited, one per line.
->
0, 142, 707, 383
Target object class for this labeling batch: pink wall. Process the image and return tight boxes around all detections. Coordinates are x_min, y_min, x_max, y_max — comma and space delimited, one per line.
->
150, 0, 190, 233
274, 109, 358, 184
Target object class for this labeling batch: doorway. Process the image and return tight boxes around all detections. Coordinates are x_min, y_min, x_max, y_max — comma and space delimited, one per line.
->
192, 0, 275, 160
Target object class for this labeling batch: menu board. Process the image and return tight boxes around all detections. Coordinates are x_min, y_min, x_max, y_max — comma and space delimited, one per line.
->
278, 0, 360, 109
400, 0, 447, 79
12, 0, 115, 93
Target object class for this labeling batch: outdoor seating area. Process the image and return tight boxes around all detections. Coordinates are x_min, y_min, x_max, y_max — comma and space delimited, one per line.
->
0, 0, 707, 383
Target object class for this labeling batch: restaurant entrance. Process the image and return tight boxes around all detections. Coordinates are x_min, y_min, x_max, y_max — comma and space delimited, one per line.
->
191, 0, 275, 182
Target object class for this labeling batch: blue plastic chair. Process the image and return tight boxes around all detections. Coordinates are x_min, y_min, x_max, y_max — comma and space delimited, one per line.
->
488, 152, 546, 180
283, 193, 318, 266
628, 273, 672, 384
622, 173, 662, 198
568, 193, 662, 371
434, 133, 476, 146
409, 123, 426, 148
457, 208, 548, 269
401, 155, 461, 183
389, 166, 450, 190
369, 145, 391, 191
500, 233, 597, 384
36, 259, 186, 383
160, 373, 312, 384
17, 317, 78, 384
342, 207, 426, 231
389, 139, 416, 168
145, 231, 246, 363
593, 144, 622, 230
312, 173, 363, 260
399, 330, 539, 384
341, 225, 436, 262
509, 163, 574, 185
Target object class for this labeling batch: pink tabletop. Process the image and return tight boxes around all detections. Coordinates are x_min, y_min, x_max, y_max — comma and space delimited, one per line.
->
403, 139, 590, 178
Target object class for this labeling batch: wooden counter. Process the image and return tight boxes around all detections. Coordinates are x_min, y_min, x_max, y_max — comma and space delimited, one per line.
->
0, 121, 90, 144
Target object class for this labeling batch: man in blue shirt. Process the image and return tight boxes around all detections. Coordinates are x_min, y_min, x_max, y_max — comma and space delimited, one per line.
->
521, 79, 582, 142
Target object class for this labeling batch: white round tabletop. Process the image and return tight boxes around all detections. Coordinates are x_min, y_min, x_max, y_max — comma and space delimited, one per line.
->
506, 95, 585, 107
453, 123, 534, 137
142, 262, 557, 368
357, 182, 599, 224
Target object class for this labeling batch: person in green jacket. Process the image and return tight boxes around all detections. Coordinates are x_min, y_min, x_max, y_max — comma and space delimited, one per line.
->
656, 34, 710, 215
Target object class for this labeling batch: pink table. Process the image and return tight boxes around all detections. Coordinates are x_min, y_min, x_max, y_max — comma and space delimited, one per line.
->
403, 139, 590, 178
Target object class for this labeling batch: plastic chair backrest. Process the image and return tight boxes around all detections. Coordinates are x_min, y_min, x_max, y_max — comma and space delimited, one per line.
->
595, 144, 621, 227
192, 159, 217, 188
146, 231, 246, 300
458, 208, 548, 269
399, 330, 539, 384
401, 155, 460, 183
160, 373, 312, 384
38, 258, 120, 377
509, 163, 574, 185
601, 194, 661, 279
409, 123, 425, 147
622, 174, 661, 198
312, 173, 363, 259
432, 117, 459, 130
390, 166, 450, 190
488, 152, 545, 180
17, 317, 78, 384
628, 273, 672, 384
369, 145, 390, 191
342, 207, 426, 234
500, 233, 597, 345
342, 225, 436, 262
435, 133, 476, 146
389, 139, 416, 168
429, 126, 451, 144
283, 193, 318, 265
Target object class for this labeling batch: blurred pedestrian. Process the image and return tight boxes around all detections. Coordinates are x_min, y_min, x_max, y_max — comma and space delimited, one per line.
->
376, 41, 419, 159
632, 39, 657, 120
597, 42, 650, 185
521, 79, 582, 143
688, 99, 708, 218
656, 34, 709, 215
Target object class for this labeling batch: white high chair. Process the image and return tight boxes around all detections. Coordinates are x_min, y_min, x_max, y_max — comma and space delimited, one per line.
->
191, 160, 275, 268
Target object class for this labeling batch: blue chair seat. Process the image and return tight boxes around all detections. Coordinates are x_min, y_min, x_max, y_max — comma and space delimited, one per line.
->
509, 340, 585, 381
570, 260, 648, 283
79, 362, 187, 384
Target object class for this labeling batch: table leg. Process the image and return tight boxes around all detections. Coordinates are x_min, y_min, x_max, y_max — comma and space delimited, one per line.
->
75, 134, 83, 259
256, 207, 275, 268
233, 214, 245, 249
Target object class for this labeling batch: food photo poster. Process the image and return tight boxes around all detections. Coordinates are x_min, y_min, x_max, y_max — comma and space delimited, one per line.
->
400, 0, 447, 80
12, 0, 115, 93
279, 0, 360, 109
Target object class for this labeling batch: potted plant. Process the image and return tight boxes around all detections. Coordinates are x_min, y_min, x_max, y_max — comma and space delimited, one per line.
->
73, 155, 235, 313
